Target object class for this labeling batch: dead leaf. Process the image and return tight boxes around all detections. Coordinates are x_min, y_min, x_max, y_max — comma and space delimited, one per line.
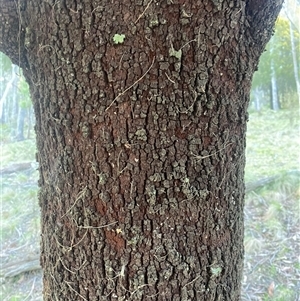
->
268, 282, 275, 297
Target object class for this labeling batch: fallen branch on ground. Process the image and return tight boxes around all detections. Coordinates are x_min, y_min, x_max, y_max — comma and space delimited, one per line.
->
0, 255, 41, 278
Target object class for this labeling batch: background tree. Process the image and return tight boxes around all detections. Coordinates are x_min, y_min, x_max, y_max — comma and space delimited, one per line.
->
0, 1, 283, 300
284, 0, 300, 32
0, 53, 33, 141
251, 16, 300, 110
284, 0, 300, 103
0, 54, 17, 125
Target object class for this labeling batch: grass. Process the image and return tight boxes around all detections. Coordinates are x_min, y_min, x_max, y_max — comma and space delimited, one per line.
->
245, 109, 299, 182
0, 108, 299, 300
1, 171, 39, 245
0, 138, 36, 166
243, 177, 300, 300
242, 108, 300, 301
1, 138, 41, 301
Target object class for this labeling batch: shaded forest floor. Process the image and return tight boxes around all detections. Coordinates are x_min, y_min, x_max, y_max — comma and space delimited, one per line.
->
1, 109, 299, 300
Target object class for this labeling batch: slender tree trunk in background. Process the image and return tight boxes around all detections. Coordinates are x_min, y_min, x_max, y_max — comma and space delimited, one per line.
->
10, 65, 19, 137
284, 0, 300, 33
289, 21, 300, 103
16, 106, 26, 141
27, 107, 33, 139
0, 0, 283, 300
0, 65, 16, 123
252, 87, 263, 111
270, 60, 280, 111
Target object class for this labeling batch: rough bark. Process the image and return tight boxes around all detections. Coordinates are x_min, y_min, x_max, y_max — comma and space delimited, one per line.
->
0, 0, 283, 300
0, 0, 27, 67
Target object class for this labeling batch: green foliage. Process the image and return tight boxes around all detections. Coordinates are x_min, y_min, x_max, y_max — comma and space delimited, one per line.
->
251, 17, 300, 107
18, 75, 31, 109
0, 52, 12, 74
253, 18, 299, 90
0, 124, 10, 141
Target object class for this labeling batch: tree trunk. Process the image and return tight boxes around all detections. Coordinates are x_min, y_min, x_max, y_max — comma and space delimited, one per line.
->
15, 106, 26, 141
252, 87, 263, 111
0, 0, 283, 300
270, 59, 280, 111
0, 64, 17, 123
289, 20, 300, 104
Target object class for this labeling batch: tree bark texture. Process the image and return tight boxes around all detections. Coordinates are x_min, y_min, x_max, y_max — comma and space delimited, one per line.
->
0, 0, 283, 300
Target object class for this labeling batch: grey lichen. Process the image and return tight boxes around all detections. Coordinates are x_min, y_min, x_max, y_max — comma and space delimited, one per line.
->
146, 185, 156, 206
135, 128, 147, 141
149, 173, 162, 182
97, 173, 108, 185
199, 189, 209, 198
211, 0, 224, 11
113, 34, 125, 44
81, 122, 91, 138
169, 46, 182, 60
24, 27, 32, 48
210, 266, 222, 278
149, 15, 159, 28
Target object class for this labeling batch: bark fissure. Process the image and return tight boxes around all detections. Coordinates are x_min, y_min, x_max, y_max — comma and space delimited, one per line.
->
0, 0, 284, 300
